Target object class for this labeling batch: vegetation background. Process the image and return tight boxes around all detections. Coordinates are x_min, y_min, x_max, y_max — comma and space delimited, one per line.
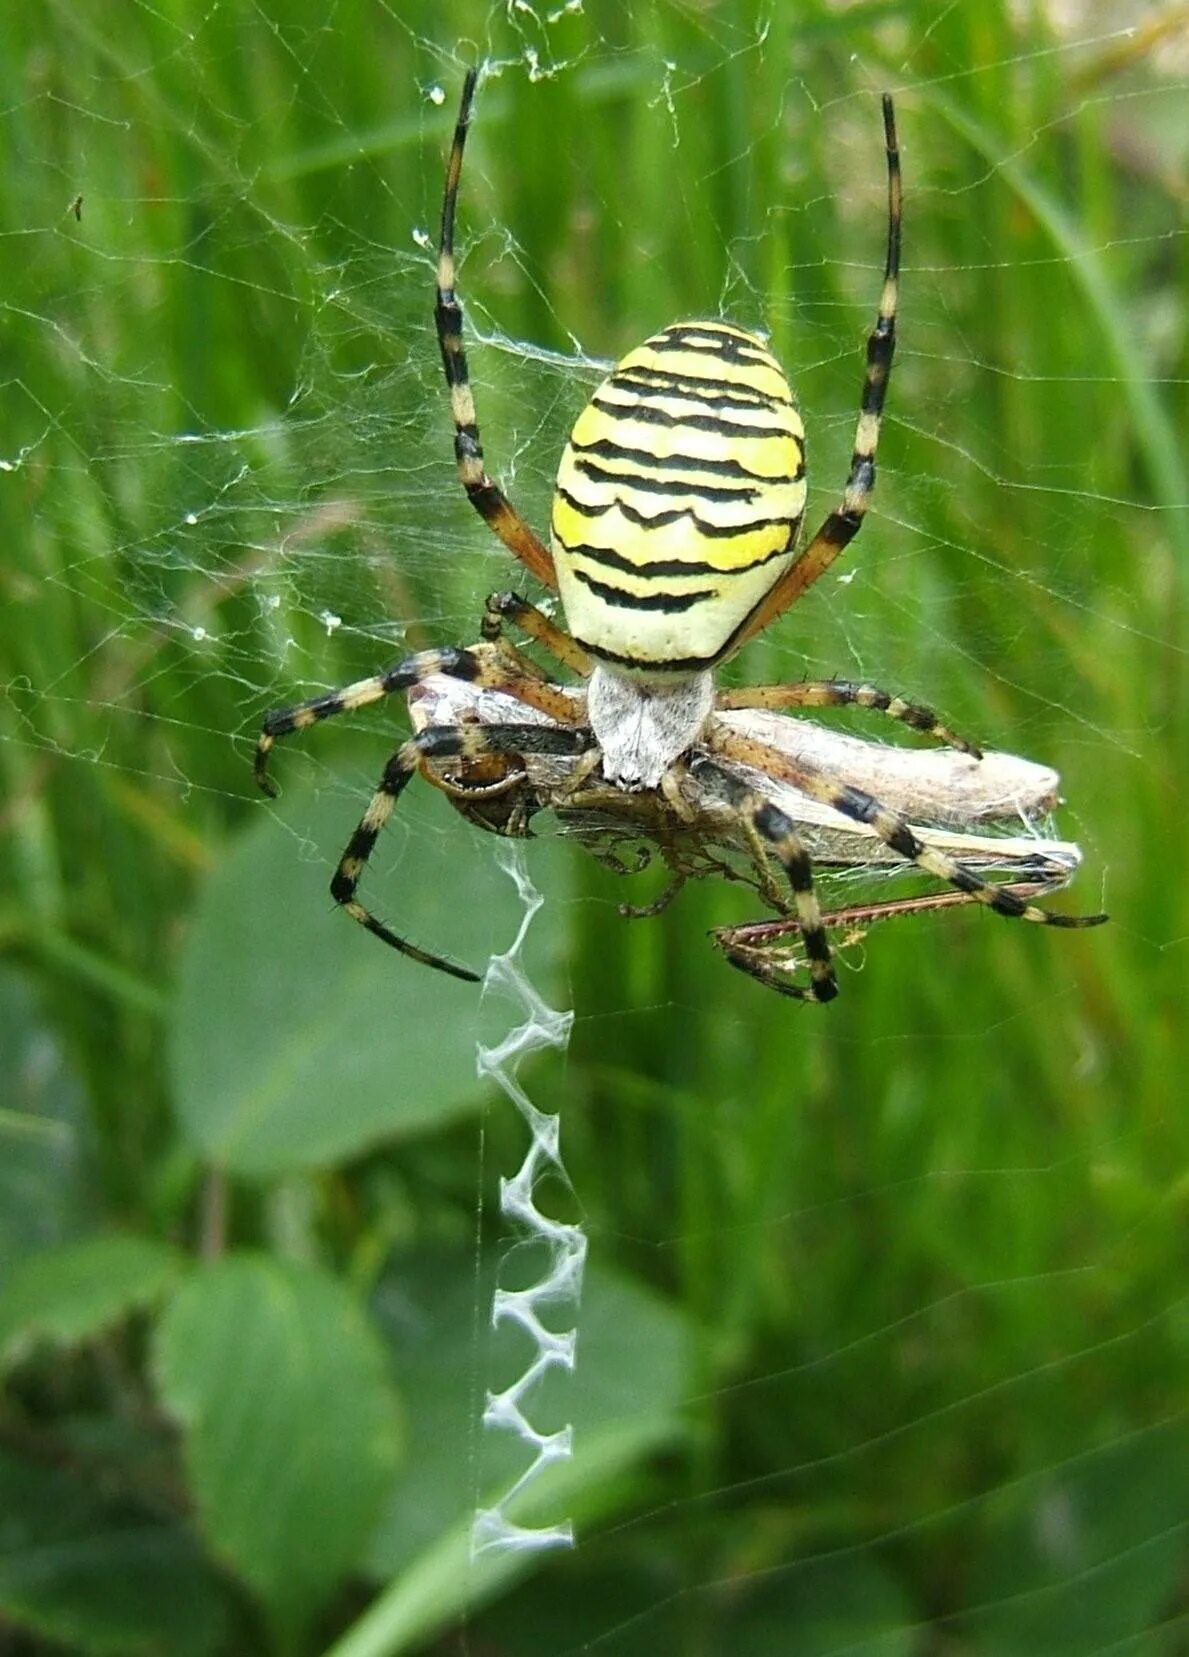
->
0, 1, 1185, 1653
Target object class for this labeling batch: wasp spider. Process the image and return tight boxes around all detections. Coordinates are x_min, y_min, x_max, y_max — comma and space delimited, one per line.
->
256, 70, 1105, 1002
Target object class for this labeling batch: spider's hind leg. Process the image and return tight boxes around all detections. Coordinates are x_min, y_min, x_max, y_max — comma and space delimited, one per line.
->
435, 73, 557, 590
729, 94, 902, 650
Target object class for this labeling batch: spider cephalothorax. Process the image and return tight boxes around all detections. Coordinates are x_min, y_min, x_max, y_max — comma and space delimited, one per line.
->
255, 70, 1105, 1002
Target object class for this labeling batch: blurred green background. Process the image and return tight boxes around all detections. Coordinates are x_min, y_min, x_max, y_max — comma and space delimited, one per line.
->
1, 2, 1185, 1653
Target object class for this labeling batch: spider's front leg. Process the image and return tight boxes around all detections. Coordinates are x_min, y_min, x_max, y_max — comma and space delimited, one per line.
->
702, 720, 1108, 935
332, 720, 594, 982
253, 643, 581, 796
690, 755, 839, 1003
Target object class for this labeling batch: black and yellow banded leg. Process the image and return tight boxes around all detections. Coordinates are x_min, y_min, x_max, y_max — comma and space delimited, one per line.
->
716, 678, 982, 758
689, 755, 838, 1003
715, 908, 872, 999
481, 591, 593, 677
705, 721, 1109, 933
823, 784, 1108, 928
731, 95, 901, 650
254, 643, 583, 795
436, 72, 557, 591
713, 880, 1056, 985
332, 722, 594, 982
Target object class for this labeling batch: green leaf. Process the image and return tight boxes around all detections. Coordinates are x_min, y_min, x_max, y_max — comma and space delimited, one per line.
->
152, 1252, 401, 1645
330, 1250, 691, 1657
0, 1234, 183, 1371
0, 968, 94, 1265
0, 1447, 229, 1657
171, 782, 571, 1177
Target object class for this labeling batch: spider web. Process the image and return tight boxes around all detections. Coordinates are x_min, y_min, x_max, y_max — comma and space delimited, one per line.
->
2, 2, 1186, 1653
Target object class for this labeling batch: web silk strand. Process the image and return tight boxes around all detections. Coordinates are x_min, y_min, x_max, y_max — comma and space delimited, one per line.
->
471, 842, 584, 1557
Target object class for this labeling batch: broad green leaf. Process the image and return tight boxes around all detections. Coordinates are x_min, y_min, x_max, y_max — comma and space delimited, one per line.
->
329, 1250, 691, 1657
0, 1234, 182, 1370
171, 782, 571, 1177
0, 1447, 228, 1657
152, 1252, 401, 1646
0, 969, 94, 1264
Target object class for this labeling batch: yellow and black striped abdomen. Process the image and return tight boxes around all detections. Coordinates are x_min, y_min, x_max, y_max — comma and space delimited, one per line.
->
551, 321, 805, 674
